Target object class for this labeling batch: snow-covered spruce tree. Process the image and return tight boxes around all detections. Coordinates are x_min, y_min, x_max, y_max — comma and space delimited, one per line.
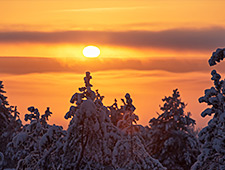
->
63, 72, 165, 169
112, 93, 166, 170
6, 106, 65, 169
62, 72, 121, 169
0, 81, 22, 169
192, 48, 225, 170
147, 89, 199, 170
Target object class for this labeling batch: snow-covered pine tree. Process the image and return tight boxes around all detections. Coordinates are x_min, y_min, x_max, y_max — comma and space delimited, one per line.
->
6, 106, 65, 169
62, 72, 165, 169
112, 93, 166, 170
62, 72, 120, 169
0, 81, 22, 169
147, 89, 199, 170
192, 48, 225, 170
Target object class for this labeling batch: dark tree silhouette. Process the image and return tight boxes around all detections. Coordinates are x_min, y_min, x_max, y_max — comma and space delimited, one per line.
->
192, 48, 225, 170
0, 81, 22, 169
147, 89, 199, 170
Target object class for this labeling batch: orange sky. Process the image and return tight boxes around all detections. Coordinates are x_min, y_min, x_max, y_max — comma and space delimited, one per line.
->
1, 0, 225, 129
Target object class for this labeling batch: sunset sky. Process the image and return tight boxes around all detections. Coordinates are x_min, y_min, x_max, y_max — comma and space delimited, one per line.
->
1, 0, 225, 128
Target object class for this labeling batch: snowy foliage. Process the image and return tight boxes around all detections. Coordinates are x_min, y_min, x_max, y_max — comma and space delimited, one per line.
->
113, 93, 165, 170
208, 48, 225, 66
6, 107, 65, 169
147, 89, 199, 170
0, 73, 167, 169
0, 81, 11, 136
192, 61, 225, 169
113, 136, 165, 170
0, 81, 22, 169
108, 99, 121, 126
0, 152, 4, 169
117, 93, 138, 133
62, 72, 121, 169
62, 72, 165, 169
6, 69, 221, 169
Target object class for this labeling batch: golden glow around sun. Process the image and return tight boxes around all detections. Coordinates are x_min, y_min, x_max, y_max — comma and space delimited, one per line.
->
83, 46, 100, 58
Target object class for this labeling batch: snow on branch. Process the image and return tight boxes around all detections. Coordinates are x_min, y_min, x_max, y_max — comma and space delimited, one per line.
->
208, 48, 225, 66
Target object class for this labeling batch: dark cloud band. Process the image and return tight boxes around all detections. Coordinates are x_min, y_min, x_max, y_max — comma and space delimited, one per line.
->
0, 56, 222, 75
0, 28, 225, 51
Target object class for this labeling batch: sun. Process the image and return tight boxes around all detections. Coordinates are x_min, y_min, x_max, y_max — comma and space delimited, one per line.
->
83, 45, 100, 58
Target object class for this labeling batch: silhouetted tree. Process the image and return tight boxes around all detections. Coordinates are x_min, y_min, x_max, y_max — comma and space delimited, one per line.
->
147, 89, 199, 170
62, 72, 165, 169
113, 93, 166, 170
192, 48, 225, 170
6, 107, 65, 169
62, 72, 120, 169
0, 81, 22, 169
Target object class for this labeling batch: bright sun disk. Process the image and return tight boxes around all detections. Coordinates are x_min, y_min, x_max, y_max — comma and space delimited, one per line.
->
83, 45, 100, 58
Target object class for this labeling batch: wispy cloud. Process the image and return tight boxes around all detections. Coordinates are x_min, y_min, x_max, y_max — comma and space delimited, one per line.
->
0, 27, 225, 51
51, 6, 148, 13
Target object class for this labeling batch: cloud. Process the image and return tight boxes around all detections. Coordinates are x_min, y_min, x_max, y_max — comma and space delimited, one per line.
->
0, 56, 222, 75
52, 6, 147, 13
0, 28, 225, 51
0, 57, 71, 74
